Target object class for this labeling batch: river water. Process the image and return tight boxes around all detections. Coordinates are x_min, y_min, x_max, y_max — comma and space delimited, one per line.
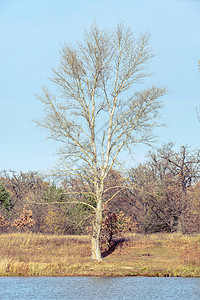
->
0, 277, 200, 300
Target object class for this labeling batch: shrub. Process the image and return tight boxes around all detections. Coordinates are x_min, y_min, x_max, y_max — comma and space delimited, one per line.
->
100, 209, 137, 251
12, 206, 35, 232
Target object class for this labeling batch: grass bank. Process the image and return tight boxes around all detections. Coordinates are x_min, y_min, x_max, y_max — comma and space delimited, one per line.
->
0, 232, 200, 277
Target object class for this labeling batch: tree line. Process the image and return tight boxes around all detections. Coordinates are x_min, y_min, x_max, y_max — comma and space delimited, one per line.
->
1, 143, 200, 242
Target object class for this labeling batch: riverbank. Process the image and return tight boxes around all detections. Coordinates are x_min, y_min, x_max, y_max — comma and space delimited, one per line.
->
0, 233, 200, 277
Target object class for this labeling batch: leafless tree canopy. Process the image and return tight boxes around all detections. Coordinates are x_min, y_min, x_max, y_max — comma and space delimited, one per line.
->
36, 24, 167, 260
36, 24, 166, 179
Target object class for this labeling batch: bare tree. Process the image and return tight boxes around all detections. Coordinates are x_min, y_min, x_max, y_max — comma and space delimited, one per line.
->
147, 143, 200, 232
36, 24, 167, 261
0, 170, 44, 209
128, 143, 200, 233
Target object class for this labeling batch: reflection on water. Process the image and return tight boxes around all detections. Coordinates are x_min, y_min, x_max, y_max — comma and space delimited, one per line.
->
0, 277, 200, 300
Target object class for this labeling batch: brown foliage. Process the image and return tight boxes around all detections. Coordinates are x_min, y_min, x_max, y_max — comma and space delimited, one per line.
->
100, 209, 137, 251
12, 206, 35, 232
0, 212, 9, 232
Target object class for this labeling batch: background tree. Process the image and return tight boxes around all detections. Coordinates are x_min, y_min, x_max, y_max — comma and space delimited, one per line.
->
0, 170, 52, 232
0, 212, 9, 233
128, 143, 200, 233
0, 183, 12, 212
61, 169, 131, 235
184, 181, 200, 232
151, 143, 200, 232
36, 24, 167, 261
0, 170, 44, 211
61, 174, 97, 234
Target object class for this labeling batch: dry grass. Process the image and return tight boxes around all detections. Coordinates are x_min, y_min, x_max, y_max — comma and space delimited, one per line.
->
0, 232, 200, 277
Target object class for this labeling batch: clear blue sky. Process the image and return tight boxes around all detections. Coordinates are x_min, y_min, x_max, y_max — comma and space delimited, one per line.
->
0, 0, 200, 173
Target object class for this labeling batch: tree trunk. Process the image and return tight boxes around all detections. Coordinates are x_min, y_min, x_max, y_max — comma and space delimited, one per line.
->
91, 206, 102, 261
170, 216, 175, 233
177, 213, 185, 234
91, 180, 103, 261
177, 192, 187, 234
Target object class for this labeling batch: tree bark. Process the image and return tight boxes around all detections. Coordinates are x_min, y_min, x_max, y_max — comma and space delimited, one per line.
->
91, 204, 102, 261
177, 213, 185, 234
91, 223, 101, 260
91, 182, 103, 261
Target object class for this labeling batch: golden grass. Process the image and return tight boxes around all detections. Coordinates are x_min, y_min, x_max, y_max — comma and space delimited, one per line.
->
0, 232, 200, 277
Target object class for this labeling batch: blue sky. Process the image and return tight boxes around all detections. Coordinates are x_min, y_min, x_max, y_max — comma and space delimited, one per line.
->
0, 0, 200, 172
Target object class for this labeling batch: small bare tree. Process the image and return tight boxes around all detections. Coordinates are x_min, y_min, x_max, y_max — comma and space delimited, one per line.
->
36, 24, 167, 261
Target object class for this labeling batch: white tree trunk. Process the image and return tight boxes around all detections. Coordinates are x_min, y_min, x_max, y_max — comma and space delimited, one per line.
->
91, 226, 102, 261
91, 186, 103, 261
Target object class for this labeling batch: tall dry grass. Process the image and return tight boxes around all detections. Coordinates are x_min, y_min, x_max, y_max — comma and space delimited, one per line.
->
0, 232, 200, 276
0, 233, 91, 276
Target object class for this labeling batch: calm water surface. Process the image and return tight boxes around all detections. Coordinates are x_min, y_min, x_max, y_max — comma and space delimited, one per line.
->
0, 277, 200, 300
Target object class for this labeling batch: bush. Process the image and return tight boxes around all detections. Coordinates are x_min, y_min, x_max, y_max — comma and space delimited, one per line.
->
100, 209, 137, 251
12, 206, 35, 232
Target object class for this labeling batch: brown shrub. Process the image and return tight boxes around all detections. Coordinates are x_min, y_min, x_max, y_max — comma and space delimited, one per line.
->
12, 206, 35, 232
100, 209, 138, 252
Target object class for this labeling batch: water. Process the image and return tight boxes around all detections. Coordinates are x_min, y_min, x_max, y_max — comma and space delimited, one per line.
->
0, 277, 200, 300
